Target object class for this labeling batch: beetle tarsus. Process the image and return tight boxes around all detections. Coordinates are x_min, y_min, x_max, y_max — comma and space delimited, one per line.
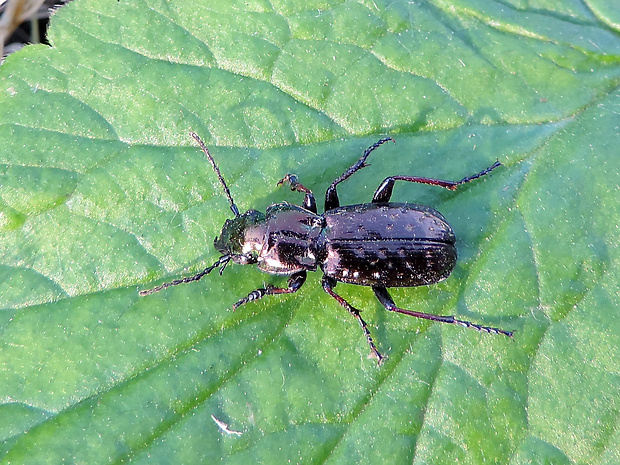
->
453, 318, 514, 337
455, 160, 501, 186
233, 286, 270, 309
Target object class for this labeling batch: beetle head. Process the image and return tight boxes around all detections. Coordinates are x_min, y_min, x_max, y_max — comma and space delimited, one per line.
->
214, 209, 266, 265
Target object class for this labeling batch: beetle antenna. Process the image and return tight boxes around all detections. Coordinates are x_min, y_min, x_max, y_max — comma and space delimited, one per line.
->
139, 255, 232, 296
190, 132, 240, 218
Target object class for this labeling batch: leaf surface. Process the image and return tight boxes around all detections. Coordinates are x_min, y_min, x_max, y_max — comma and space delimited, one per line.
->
1, 0, 618, 463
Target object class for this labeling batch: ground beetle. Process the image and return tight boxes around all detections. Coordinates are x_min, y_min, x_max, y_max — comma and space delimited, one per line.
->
140, 133, 513, 363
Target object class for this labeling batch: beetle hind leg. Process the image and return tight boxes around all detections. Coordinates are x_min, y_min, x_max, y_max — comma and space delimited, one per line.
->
372, 160, 501, 203
372, 286, 514, 337
322, 276, 385, 364
233, 271, 307, 309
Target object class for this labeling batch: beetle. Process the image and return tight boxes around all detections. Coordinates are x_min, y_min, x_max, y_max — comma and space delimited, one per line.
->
140, 132, 513, 363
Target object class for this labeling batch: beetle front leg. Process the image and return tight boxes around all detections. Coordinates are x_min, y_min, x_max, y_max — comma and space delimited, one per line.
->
322, 276, 385, 364
277, 174, 317, 214
233, 271, 307, 310
372, 286, 514, 337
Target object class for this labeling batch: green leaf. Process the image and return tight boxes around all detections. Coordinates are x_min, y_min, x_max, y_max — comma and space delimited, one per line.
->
1, 0, 619, 463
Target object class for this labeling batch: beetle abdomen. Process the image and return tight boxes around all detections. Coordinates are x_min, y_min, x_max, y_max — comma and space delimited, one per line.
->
320, 203, 456, 287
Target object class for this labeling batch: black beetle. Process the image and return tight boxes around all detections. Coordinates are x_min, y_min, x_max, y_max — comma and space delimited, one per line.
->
140, 132, 513, 363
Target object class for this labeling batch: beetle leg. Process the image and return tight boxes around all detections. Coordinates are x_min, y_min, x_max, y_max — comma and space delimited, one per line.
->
277, 174, 317, 214
372, 161, 501, 203
372, 286, 514, 337
322, 276, 385, 364
325, 138, 395, 211
232, 271, 307, 310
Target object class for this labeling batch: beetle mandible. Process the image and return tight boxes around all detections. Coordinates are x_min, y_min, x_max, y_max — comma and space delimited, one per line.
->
140, 132, 513, 363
